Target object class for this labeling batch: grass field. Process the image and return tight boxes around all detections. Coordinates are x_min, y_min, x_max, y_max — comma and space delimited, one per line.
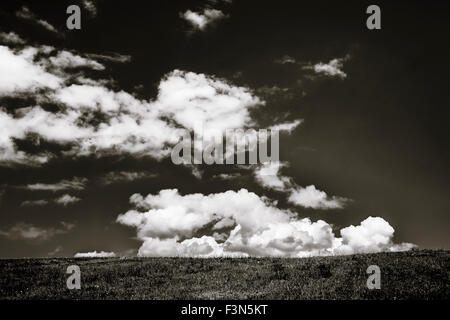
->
0, 250, 448, 300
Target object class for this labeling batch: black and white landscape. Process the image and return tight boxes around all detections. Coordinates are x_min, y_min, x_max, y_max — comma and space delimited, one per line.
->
0, 0, 448, 300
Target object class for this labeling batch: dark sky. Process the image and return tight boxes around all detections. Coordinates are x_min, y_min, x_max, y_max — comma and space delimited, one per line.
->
0, 0, 449, 258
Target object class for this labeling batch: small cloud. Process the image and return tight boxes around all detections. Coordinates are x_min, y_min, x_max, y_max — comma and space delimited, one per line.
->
0, 222, 74, 241
213, 173, 241, 180
288, 185, 348, 209
54, 194, 81, 206
21, 177, 87, 192
274, 55, 297, 65
269, 119, 303, 134
304, 56, 350, 79
254, 162, 292, 191
181, 9, 227, 31
100, 171, 157, 185
74, 251, 116, 258
82, 0, 97, 17
20, 199, 48, 207
86, 52, 131, 63
16, 6, 62, 36
0, 31, 25, 45
190, 166, 203, 179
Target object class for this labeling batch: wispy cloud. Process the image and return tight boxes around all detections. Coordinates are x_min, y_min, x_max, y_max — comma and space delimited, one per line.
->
16, 6, 62, 36
74, 251, 116, 258
86, 52, 132, 63
21, 177, 88, 192
0, 222, 74, 241
100, 171, 157, 185
20, 199, 49, 207
20, 194, 81, 207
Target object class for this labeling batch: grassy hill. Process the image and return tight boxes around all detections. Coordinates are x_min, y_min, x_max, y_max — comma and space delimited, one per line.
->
0, 250, 448, 300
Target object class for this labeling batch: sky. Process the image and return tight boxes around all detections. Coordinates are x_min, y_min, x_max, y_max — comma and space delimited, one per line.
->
0, 0, 448, 258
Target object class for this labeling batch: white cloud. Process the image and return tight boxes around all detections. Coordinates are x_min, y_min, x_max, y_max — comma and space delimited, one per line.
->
0, 47, 270, 165
306, 57, 349, 79
288, 185, 348, 209
336, 217, 416, 254
0, 44, 301, 167
117, 189, 414, 257
155, 70, 262, 134
181, 9, 226, 31
54, 194, 81, 206
74, 251, 116, 258
49, 51, 104, 70
0, 32, 25, 45
0, 222, 74, 241
254, 162, 291, 191
21, 177, 87, 192
254, 162, 349, 209
0, 46, 62, 95
269, 119, 303, 134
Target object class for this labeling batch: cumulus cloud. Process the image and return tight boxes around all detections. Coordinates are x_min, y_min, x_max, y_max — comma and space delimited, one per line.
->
0, 46, 268, 165
21, 177, 87, 192
74, 251, 116, 258
1, 43, 300, 167
288, 185, 348, 209
54, 194, 81, 206
117, 189, 414, 257
181, 9, 227, 31
336, 217, 416, 254
0, 222, 74, 241
0, 32, 25, 45
16, 6, 62, 35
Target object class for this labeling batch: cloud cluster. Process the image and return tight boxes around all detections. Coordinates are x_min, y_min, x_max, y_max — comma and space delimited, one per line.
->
254, 162, 348, 209
117, 188, 414, 257
74, 251, 116, 258
0, 44, 276, 166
